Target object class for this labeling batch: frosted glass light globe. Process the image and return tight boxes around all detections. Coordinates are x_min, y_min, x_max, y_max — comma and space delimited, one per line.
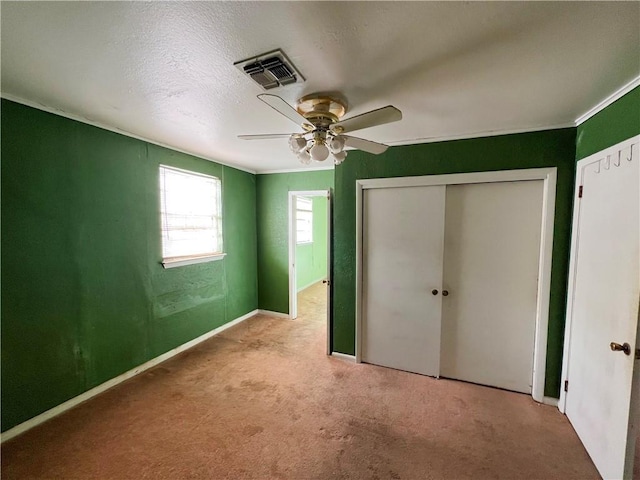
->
329, 135, 345, 153
289, 135, 307, 153
310, 143, 330, 162
297, 149, 312, 165
333, 150, 347, 165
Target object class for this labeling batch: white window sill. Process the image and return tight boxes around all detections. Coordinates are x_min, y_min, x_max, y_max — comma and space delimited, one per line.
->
296, 241, 313, 245
162, 253, 226, 269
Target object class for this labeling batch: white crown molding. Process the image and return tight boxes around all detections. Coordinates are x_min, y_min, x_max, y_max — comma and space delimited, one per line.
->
0, 93, 257, 175
385, 122, 576, 148
0, 309, 259, 443
575, 75, 640, 126
6, 73, 639, 175
257, 165, 335, 175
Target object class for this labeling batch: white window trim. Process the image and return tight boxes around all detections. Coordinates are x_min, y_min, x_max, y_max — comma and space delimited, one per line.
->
159, 164, 224, 267
162, 253, 226, 269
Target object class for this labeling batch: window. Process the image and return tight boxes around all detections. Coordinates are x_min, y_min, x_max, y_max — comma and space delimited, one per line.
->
159, 165, 223, 267
296, 196, 313, 244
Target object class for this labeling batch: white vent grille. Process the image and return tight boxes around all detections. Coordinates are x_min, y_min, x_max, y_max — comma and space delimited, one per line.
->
234, 49, 304, 90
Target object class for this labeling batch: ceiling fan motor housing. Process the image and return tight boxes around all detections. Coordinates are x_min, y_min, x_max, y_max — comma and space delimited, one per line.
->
296, 95, 347, 130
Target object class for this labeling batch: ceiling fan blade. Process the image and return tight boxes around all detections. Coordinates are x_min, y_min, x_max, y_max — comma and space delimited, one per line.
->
257, 94, 311, 128
333, 106, 402, 134
343, 135, 389, 155
238, 133, 298, 140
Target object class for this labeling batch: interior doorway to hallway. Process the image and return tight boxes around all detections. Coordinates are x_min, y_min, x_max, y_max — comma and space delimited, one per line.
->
288, 190, 331, 355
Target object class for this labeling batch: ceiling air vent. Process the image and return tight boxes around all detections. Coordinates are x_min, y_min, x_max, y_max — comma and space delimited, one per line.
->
234, 49, 304, 90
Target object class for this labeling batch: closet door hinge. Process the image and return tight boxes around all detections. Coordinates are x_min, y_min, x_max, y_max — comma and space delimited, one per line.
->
578, 186, 583, 198
564, 380, 569, 392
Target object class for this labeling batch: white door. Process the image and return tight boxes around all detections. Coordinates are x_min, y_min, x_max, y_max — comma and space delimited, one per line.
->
440, 181, 544, 393
362, 186, 445, 376
564, 139, 639, 479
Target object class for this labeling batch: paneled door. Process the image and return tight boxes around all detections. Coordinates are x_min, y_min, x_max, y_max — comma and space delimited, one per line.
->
564, 138, 639, 479
362, 185, 446, 376
440, 181, 544, 393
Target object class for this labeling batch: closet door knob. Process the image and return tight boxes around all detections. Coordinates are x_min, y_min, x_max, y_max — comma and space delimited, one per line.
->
431, 289, 438, 295
442, 290, 449, 297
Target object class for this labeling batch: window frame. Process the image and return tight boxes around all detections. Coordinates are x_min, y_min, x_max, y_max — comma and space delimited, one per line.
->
296, 196, 314, 245
159, 165, 225, 269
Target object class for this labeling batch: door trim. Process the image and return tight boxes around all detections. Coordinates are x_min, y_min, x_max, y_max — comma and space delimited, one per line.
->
288, 190, 331, 353
355, 168, 557, 403
559, 135, 640, 414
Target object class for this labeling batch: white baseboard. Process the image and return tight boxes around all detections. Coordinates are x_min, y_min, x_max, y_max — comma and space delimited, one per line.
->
257, 309, 290, 319
0, 309, 259, 444
330, 352, 356, 362
542, 396, 559, 407
297, 278, 326, 293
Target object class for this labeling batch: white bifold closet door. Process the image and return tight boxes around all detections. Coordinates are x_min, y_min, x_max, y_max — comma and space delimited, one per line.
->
362, 180, 544, 393
440, 181, 543, 393
362, 185, 445, 376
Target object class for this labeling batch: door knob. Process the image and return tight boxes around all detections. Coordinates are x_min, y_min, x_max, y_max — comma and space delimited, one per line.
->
431, 289, 438, 295
442, 290, 449, 297
610, 342, 631, 355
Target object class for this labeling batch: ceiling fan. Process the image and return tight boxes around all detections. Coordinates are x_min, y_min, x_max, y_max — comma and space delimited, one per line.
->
238, 93, 402, 165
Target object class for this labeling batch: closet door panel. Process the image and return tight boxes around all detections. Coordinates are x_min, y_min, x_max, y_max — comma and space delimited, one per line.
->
362, 185, 445, 376
440, 181, 544, 393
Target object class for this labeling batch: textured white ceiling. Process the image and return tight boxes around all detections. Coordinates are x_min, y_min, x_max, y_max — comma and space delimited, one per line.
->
2, 2, 639, 173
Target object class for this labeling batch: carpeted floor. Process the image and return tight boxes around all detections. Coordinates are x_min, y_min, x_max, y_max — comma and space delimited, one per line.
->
1, 281, 599, 479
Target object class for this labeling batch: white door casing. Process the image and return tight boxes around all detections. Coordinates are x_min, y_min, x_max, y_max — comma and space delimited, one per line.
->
362, 185, 445, 376
355, 168, 557, 403
326, 191, 332, 355
288, 190, 331, 352
560, 137, 640, 479
440, 180, 544, 393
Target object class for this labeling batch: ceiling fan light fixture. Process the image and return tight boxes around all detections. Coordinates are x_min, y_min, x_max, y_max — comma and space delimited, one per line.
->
333, 150, 347, 165
329, 135, 345, 153
239, 93, 402, 165
297, 149, 312, 165
310, 142, 329, 162
289, 135, 307, 153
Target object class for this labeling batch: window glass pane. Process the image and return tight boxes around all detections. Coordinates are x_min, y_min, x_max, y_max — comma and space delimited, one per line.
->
296, 196, 313, 243
160, 166, 222, 259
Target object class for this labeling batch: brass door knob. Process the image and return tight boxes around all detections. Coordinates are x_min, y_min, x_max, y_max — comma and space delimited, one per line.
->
431, 289, 438, 295
610, 342, 631, 355
442, 290, 449, 297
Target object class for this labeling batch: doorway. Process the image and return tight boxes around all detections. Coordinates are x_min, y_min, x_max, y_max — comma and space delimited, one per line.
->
355, 168, 558, 403
288, 190, 331, 354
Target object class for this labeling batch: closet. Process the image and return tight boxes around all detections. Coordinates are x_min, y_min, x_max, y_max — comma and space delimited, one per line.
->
361, 178, 545, 394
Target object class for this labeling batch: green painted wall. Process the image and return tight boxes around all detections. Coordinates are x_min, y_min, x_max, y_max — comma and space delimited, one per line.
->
332, 128, 577, 398
6, 84, 634, 429
1, 99, 258, 431
576, 86, 640, 160
296, 196, 328, 291
256, 171, 334, 313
